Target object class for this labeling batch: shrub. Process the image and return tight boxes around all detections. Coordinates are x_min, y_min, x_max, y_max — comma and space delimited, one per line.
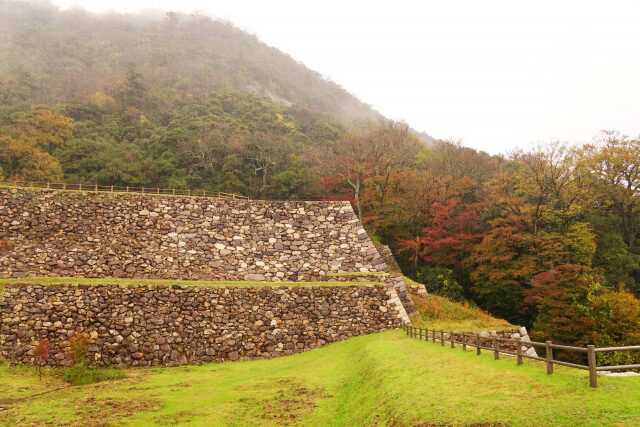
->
32, 338, 50, 379
62, 332, 125, 385
67, 333, 89, 366
416, 265, 465, 301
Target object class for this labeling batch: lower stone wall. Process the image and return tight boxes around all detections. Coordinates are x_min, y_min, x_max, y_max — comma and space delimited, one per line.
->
0, 283, 406, 367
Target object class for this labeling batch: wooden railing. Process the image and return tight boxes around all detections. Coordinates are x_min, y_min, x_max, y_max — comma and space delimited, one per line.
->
402, 324, 640, 388
0, 181, 249, 200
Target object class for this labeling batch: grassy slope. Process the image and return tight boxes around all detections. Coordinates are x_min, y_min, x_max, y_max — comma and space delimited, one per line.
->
2, 330, 639, 426
402, 275, 513, 330
410, 293, 513, 331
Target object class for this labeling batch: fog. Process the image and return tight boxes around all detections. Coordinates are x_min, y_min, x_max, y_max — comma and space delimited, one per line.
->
48, 0, 640, 153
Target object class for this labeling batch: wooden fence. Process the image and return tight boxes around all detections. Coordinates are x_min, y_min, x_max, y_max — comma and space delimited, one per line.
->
0, 180, 249, 200
402, 324, 640, 388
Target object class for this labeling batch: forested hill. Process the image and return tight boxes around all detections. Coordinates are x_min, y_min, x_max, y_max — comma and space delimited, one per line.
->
2, 1, 639, 355
0, 0, 385, 125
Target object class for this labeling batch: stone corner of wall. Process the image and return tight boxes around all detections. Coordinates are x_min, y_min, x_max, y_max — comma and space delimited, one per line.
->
384, 273, 416, 316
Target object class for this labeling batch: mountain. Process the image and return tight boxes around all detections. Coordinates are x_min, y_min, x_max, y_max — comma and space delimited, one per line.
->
0, 0, 385, 124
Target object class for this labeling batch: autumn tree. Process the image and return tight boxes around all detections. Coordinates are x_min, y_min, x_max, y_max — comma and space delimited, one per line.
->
317, 121, 421, 221
524, 265, 606, 360
581, 131, 640, 250
0, 106, 72, 181
467, 144, 595, 323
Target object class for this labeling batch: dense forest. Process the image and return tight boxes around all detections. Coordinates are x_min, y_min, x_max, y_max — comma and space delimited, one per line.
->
1, 1, 639, 363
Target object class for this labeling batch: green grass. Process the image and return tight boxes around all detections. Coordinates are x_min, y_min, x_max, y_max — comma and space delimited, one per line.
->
326, 271, 386, 277
401, 274, 514, 330
411, 293, 514, 331
62, 365, 126, 386
0, 277, 383, 288
1, 330, 639, 426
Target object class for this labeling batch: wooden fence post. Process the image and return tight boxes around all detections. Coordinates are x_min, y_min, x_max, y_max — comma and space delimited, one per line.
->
516, 338, 523, 365
450, 331, 455, 348
432, 329, 436, 343
588, 345, 598, 388
419, 328, 423, 340
493, 336, 499, 360
462, 333, 467, 351
440, 330, 445, 346
111, 185, 114, 192
546, 341, 553, 374
476, 333, 481, 356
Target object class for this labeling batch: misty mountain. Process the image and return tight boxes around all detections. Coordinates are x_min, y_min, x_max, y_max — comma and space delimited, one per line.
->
0, 1, 382, 122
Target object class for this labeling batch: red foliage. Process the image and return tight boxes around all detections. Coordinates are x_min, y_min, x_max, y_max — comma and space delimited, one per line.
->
33, 338, 50, 379
33, 338, 50, 363
67, 333, 89, 365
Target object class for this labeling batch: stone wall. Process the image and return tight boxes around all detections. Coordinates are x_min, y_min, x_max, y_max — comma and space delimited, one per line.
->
0, 187, 388, 280
0, 282, 408, 367
376, 244, 402, 273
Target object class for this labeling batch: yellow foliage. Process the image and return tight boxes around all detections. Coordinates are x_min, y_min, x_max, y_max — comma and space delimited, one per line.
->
90, 91, 116, 109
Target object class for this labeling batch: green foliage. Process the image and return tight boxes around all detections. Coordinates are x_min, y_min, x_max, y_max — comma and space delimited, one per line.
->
415, 265, 465, 301
591, 215, 640, 291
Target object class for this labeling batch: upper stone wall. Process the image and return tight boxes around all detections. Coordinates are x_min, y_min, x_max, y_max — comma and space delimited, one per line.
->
0, 188, 388, 280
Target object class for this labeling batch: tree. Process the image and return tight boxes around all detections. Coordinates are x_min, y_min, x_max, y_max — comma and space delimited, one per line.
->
119, 63, 146, 110
0, 135, 63, 181
318, 121, 420, 222
524, 265, 606, 361
581, 131, 640, 250
245, 131, 292, 197
466, 144, 594, 324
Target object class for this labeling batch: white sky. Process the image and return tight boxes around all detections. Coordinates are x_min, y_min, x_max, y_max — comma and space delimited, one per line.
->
51, 0, 640, 154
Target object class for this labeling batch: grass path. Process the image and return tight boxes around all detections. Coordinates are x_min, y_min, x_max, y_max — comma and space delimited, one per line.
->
2, 330, 639, 426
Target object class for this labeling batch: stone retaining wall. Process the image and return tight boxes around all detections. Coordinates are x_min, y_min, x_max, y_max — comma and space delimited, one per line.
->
0, 283, 408, 367
0, 187, 388, 281
376, 244, 402, 273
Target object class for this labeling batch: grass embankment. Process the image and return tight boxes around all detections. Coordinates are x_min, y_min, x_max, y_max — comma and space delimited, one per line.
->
401, 275, 513, 330
1, 330, 639, 426
0, 277, 383, 288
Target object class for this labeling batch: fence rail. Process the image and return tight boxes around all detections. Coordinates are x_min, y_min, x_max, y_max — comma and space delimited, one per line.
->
402, 324, 640, 388
0, 180, 250, 200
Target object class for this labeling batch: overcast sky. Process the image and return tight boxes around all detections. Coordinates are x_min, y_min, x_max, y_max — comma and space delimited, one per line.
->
51, 0, 640, 154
